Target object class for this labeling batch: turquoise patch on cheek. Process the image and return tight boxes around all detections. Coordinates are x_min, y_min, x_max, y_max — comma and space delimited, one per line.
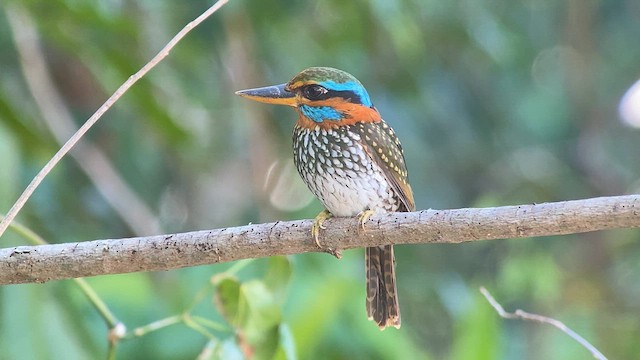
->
299, 104, 343, 123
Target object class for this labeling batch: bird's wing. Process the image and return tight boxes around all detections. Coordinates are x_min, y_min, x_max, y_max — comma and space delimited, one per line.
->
353, 121, 415, 212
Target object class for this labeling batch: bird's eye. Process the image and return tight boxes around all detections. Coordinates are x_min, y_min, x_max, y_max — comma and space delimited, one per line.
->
302, 85, 328, 100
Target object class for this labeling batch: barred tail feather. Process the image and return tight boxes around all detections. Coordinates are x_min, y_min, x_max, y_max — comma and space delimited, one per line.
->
365, 245, 401, 329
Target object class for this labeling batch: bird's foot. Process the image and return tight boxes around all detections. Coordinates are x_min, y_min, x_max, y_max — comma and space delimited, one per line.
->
357, 209, 376, 232
311, 210, 341, 258
311, 210, 332, 247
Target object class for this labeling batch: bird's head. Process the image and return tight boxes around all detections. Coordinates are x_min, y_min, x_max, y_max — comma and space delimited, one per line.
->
236, 67, 382, 129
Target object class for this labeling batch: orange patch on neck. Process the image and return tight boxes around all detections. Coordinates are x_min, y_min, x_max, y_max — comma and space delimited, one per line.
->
295, 98, 382, 130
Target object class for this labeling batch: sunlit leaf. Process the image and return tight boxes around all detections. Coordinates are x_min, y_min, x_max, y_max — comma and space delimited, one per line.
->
263, 256, 292, 301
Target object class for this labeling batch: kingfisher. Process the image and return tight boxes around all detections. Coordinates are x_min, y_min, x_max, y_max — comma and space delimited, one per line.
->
236, 67, 415, 329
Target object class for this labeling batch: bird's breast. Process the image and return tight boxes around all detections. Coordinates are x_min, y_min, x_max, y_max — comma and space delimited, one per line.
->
292, 125, 399, 217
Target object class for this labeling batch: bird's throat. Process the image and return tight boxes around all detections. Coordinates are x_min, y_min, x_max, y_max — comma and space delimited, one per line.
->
295, 102, 382, 130
299, 104, 343, 122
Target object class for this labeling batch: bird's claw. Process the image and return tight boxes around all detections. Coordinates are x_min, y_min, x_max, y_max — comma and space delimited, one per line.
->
311, 210, 341, 258
311, 210, 333, 248
357, 209, 376, 232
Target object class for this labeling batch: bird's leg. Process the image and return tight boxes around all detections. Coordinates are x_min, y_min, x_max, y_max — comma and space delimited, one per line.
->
311, 209, 333, 248
357, 209, 376, 231
311, 210, 342, 258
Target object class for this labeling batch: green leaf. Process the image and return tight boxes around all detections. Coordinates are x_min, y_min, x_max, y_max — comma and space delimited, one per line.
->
263, 256, 292, 301
249, 324, 280, 360
214, 276, 283, 360
240, 281, 281, 327
241, 280, 281, 360
213, 276, 243, 328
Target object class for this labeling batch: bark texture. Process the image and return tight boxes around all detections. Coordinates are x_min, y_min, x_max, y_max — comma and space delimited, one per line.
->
1, 195, 638, 285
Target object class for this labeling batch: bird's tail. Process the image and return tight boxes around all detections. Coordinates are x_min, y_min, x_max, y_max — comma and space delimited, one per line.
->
365, 245, 401, 329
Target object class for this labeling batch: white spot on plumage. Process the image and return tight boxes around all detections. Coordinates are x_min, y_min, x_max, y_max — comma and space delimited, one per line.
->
344, 159, 354, 169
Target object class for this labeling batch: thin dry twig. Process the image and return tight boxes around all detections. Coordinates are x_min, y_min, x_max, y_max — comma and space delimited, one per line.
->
1, 194, 638, 285
480, 287, 608, 360
6, 5, 161, 235
0, 0, 230, 238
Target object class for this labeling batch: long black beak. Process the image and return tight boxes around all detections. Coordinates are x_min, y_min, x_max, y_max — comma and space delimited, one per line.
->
235, 83, 296, 106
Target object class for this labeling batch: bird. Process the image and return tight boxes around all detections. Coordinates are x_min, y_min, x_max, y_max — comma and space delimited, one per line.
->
235, 67, 415, 329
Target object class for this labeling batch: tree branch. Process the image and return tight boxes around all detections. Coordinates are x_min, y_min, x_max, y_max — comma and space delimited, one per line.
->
1, 195, 638, 285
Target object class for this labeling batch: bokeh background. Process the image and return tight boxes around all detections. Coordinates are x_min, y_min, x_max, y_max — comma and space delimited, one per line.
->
1, 0, 640, 359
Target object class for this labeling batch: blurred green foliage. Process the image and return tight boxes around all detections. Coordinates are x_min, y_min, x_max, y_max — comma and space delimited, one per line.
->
1, 0, 639, 359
